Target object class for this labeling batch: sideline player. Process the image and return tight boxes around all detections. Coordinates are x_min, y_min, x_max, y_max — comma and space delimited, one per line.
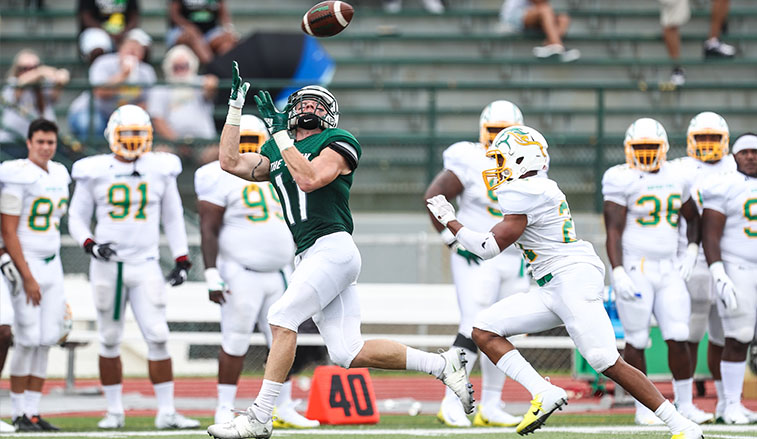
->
67, 105, 199, 430
602, 118, 712, 425
1, 221, 22, 432
424, 100, 526, 427
195, 115, 319, 428
701, 133, 757, 424
207, 62, 473, 439
427, 125, 703, 439
0, 119, 69, 432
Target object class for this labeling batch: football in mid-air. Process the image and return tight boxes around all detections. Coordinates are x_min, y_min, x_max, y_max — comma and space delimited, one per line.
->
301, 1, 354, 38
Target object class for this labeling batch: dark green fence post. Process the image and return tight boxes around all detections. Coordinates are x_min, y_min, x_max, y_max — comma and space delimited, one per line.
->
426, 86, 437, 184
594, 87, 605, 212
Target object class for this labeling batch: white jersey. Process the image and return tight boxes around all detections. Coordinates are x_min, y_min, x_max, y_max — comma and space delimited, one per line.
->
68, 152, 188, 263
496, 177, 603, 280
670, 155, 737, 262
700, 170, 757, 266
602, 162, 691, 260
443, 141, 520, 259
0, 159, 70, 258
194, 161, 294, 271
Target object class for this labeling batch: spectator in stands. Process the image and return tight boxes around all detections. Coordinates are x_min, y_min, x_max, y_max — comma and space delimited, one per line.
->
77, 0, 141, 63
382, 0, 445, 14
167, 0, 238, 65
704, 0, 735, 58
148, 45, 218, 142
68, 30, 156, 140
498, 0, 580, 62
659, 0, 690, 86
0, 50, 69, 145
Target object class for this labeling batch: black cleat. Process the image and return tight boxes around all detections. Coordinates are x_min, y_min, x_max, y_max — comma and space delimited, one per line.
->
30, 415, 60, 431
13, 415, 41, 432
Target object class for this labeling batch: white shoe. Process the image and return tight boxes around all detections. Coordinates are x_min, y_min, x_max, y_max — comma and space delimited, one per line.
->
722, 402, 749, 425
437, 349, 474, 415
0, 419, 16, 433
533, 44, 565, 59
677, 404, 714, 424
635, 410, 664, 426
739, 404, 757, 423
515, 385, 568, 435
97, 412, 125, 429
208, 407, 272, 439
672, 422, 703, 439
216, 406, 235, 424
474, 401, 522, 427
421, 0, 445, 14
272, 402, 319, 428
560, 48, 581, 63
436, 395, 471, 427
155, 411, 200, 429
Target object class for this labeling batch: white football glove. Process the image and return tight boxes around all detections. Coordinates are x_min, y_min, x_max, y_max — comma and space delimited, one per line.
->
426, 195, 457, 227
709, 261, 738, 311
678, 242, 699, 282
0, 253, 22, 296
612, 266, 642, 301
205, 267, 226, 293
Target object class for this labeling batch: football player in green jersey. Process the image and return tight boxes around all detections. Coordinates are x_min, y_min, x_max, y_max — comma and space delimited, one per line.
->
207, 62, 474, 439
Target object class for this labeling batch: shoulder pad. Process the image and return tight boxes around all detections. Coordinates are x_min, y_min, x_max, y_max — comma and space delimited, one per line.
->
194, 161, 222, 198
49, 161, 71, 184
143, 152, 182, 177
71, 154, 110, 181
0, 159, 41, 185
443, 141, 479, 160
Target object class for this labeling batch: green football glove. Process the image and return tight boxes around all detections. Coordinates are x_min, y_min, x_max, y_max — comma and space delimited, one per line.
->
254, 90, 291, 134
451, 242, 482, 266
228, 61, 250, 109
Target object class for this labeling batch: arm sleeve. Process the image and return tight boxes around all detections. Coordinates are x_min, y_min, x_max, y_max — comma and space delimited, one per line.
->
456, 227, 502, 260
67, 181, 96, 246
161, 176, 189, 258
601, 166, 629, 206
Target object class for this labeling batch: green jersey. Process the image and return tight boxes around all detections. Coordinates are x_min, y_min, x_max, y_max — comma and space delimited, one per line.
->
261, 128, 361, 254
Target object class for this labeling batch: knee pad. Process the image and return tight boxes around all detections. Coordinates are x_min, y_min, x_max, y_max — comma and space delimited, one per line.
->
99, 342, 121, 358
584, 347, 620, 373
146, 340, 169, 361
326, 337, 364, 368
222, 331, 251, 357
30, 346, 49, 378
624, 328, 650, 351
10, 345, 34, 376
453, 333, 478, 353
727, 327, 754, 345
662, 322, 689, 343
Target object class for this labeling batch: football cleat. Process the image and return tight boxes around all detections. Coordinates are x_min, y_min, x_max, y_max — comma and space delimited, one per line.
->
272, 403, 320, 428
635, 410, 665, 426
474, 401, 523, 427
29, 415, 60, 431
676, 405, 714, 424
12, 415, 41, 432
0, 419, 16, 433
98, 412, 125, 429
515, 386, 568, 435
155, 411, 200, 429
436, 395, 471, 427
437, 349, 475, 415
671, 423, 703, 439
721, 403, 749, 425
207, 407, 272, 439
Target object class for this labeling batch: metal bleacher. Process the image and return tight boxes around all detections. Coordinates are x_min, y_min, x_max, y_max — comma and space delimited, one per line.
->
2, 0, 757, 211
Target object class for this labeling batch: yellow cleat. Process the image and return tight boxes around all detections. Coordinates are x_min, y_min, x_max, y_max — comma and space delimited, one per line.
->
271, 405, 320, 429
473, 403, 522, 427
670, 423, 703, 439
515, 386, 568, 435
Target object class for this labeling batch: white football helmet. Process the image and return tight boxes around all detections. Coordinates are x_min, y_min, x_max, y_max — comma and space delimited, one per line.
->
239, 115, 270, 153
624, 117, 669, 172
482, 125, 549, 190
286, 85, 339, 132
479, 100, 525, 148
687, 111, 729, 162
105, 104, 153, 160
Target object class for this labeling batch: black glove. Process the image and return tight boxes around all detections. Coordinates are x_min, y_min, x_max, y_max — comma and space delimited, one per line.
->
167, 255, 192, 287
83, 239, 116, 261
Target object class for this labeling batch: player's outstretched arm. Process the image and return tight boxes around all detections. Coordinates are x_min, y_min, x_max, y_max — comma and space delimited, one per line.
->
219, 61, 270, 182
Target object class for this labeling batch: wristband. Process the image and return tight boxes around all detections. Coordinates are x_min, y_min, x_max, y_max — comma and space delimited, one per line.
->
225, 106, 241, 126
273, 130, 295, 153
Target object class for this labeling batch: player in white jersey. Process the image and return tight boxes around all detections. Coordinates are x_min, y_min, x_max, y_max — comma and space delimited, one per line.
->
670, 111, 743, 423
702, 133, 757, 424
427, 125, 703, 439
1, 221, 22, 433
67, 105, 199, 430
424, 100, 527, 427
602, 118, 712, 425
196, 115, 319, 428
0, 119, 69, 432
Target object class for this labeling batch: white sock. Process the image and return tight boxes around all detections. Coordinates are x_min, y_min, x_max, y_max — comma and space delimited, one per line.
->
495, 350, 551, 396
24, 390, 42, 417
10, 392, 25, 419
673, 378, 693, 408
217, 384, 237, 410
275, 380, 293, 407
443, 347, 476, 400
153, 381, 175, 415
252, 380, 283, 423
405, 347, 445, 377
720, 360, 746, 406
654, 400, 690, 434
481, 353, 505, 407
714, 380, 725, 406
635, 398, 655, 417
102, 384, 124, 414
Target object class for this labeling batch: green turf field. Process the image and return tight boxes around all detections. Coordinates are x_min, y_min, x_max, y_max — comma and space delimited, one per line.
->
4, 414, 757, 438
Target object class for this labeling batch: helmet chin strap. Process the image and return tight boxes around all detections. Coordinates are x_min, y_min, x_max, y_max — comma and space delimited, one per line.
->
297, 114, 320, 130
